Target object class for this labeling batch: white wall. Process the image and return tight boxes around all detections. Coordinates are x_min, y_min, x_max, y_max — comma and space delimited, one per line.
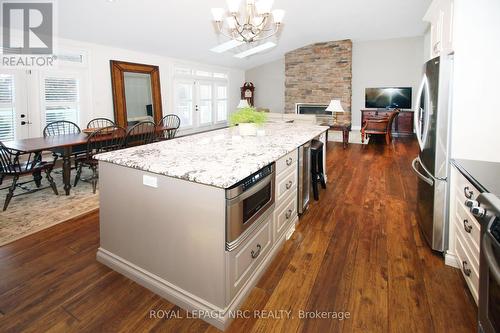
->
351, 37, 424, 129
244, 37, 424, 128
244, 58, 285, 113
451, 0, 500, 162
22, 37, 244, 137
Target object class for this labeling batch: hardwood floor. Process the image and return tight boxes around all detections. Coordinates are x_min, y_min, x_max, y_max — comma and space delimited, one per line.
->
0, 138, 477, 333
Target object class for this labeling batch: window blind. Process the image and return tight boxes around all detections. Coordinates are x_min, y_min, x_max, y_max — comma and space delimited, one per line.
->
44, 77, 79, 125
0, 74, 15, 141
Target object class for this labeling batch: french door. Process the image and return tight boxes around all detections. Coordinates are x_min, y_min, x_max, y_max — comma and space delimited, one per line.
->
0, 69, 30, 141
174, 79, 227, 130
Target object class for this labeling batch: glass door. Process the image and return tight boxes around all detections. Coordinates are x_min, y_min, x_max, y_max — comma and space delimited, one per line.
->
0, 70, 29, 141
197, 81, 213, 127
174, 80, 195, 128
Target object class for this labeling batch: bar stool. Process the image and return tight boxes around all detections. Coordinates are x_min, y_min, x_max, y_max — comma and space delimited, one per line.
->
311, 139, 326, 201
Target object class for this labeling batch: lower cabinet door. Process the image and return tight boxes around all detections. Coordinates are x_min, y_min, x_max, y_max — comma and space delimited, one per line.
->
274, 193, 298, 242
455, 231, 479, 303
227, 214, 272, 300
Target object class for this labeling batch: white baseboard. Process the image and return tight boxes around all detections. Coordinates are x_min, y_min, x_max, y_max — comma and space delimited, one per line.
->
444, 251, 459, 268
97, 228, 289, 331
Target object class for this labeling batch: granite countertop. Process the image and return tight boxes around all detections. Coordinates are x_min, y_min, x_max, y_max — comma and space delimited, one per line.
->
96, 123, 329, 189
452, 159, 500, 196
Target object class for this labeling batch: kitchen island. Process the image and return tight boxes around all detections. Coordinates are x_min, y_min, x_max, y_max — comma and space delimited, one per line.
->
95, 123, 328, 330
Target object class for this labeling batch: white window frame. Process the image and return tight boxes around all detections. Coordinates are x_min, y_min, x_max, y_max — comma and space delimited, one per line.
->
39, 70, 83, 131
173, 79, 195, 130
0, 73, 16, 141
214, 82, 229, 124
172, 63, 229, 130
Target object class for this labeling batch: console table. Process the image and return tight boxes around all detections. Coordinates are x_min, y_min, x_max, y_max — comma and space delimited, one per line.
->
361, 110, 414, 136
317, 118, 351, 149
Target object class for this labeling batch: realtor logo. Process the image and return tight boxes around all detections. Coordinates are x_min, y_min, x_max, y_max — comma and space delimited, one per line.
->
2, 1, 53, 54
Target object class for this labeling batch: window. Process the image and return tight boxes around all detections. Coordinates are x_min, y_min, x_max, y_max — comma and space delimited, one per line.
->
0, 74, 15, 141
43, 76, 80, 125
198, 82, 213, 125
174, 81, 194, 127
173, 64, 229, 129
214, 72, 228, 79
216, 84, 228, 122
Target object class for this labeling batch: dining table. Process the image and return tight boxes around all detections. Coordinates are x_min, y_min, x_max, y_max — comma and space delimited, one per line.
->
3, 126, 173, 195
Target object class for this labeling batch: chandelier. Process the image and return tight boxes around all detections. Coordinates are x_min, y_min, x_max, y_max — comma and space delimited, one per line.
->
211, 0, 285, 43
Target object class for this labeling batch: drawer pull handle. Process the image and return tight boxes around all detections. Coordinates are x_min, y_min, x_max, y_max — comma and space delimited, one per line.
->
286, 157, 293, 166
463, 219, 472, 233
285, 209, 293, 219
286, 180, 293, 190
464, 186, 473, 199
251, 244, 262, 259
462, 260, 471, 277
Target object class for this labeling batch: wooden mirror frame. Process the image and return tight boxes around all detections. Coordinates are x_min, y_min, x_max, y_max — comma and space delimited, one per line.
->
110, 60, 163, 127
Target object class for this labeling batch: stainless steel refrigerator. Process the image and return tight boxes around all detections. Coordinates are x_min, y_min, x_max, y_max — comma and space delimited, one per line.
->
411, 55, 453, 252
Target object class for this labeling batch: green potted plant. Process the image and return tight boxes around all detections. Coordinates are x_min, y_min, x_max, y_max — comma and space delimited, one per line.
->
229, 106, 267, 136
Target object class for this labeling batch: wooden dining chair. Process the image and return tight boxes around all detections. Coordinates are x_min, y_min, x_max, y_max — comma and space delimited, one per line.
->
43, 120, 85, 171
87, 118, 115, 129
43, 120, 81, 136
361, 109, 400, 145
0, 142, 58, 211
74, 126, 126, 193
125, 121, 157, 147
157, 114, 180, 141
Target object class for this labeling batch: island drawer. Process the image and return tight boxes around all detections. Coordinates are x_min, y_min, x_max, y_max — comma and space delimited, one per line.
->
454, 230, 479, 303
227, 214, 272, 300
276, 168, 297, 206
453, 167, 479, 203
276, 150, 297, 177
454, 195, 480, 259
274, 192, 297, 242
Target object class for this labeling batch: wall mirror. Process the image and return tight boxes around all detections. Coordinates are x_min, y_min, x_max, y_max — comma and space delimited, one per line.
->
110, 60, 163, 127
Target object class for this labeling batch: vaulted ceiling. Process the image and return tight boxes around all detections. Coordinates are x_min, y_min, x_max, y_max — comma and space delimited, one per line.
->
58, 0, 431, 70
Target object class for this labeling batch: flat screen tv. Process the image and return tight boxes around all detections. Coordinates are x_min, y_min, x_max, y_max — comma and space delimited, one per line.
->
365, 87, 412, 109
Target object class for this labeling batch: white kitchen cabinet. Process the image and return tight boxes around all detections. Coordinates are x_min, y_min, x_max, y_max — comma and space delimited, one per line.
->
447, 164, 480, 304
424, 0, 454, 58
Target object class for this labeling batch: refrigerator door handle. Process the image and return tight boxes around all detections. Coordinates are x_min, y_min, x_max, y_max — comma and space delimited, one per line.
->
412, 157, 434, 186
414, 75, 431, 151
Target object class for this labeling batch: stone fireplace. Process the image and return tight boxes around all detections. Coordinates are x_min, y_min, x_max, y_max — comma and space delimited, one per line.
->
285, 40, 352, 123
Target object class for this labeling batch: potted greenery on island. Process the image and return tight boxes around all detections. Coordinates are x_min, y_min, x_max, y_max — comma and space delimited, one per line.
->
229, 106, 267, 136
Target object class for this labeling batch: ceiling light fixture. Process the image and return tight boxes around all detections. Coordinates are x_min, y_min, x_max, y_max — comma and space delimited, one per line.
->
234, 41, 276, 58
211, 0, 285, 44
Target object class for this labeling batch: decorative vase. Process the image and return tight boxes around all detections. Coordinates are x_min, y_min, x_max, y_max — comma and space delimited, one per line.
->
238, 123, 257, 136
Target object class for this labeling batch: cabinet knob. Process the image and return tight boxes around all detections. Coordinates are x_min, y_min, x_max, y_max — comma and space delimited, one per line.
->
251, 244, 262, 259
462, 261, 471, 277
463, 219, 472, 233
464, 186, 473, 199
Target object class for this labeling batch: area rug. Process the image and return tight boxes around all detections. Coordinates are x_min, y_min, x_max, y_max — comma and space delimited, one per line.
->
0, 168, 99, 247
328, 130, 368, 145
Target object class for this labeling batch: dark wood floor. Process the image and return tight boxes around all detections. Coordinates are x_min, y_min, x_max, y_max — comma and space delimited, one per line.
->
0, 138, 477, 333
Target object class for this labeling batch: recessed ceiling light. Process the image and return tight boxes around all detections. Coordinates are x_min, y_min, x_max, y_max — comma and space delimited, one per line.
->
234, 42, 276, 58
210, 40, 245, 53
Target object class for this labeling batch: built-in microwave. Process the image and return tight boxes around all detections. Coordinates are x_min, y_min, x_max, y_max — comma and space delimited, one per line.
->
225, 164, 275, 251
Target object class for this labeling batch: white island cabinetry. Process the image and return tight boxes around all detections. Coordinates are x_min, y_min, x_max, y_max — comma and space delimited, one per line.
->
95, 123, 328, 330
447, 164, 480, 304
